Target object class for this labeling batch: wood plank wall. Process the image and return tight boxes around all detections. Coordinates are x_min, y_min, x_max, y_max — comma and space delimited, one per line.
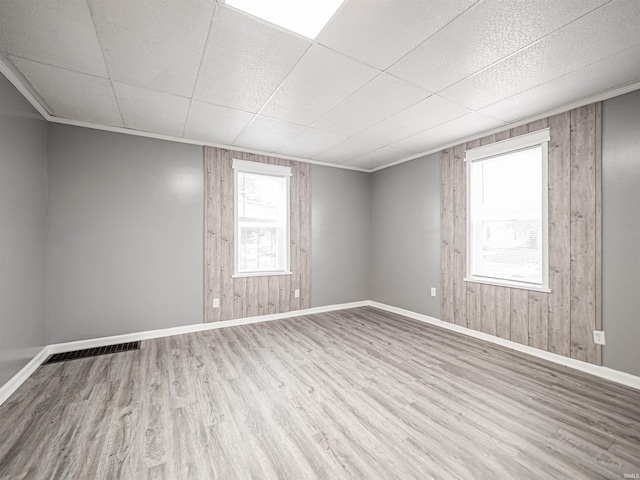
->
440, 103, 602, 364
204, 147, 312, 322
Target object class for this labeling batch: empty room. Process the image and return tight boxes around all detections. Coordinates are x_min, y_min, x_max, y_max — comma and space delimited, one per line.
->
1, 0, 640, 478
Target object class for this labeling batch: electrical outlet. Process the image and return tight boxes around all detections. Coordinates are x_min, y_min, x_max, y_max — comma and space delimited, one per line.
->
294, 289, 300, 298
593, 330, 606, 345
430, 287, 437, 297
212, 298, 219, 308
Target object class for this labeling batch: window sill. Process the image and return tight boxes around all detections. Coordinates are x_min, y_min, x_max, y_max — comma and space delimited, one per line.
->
233, 271, 292, 278
464, 277, 550, 293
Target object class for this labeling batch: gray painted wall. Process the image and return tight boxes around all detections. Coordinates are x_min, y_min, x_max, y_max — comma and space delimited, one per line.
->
602, 89, 640, 376
0, 75, 47, 386
370, 153, 440, 317
47, 124, 204, 343
312, 165, 370, 307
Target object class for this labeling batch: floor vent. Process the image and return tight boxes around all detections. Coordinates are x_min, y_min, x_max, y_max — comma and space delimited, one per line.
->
43, 341, 141, 364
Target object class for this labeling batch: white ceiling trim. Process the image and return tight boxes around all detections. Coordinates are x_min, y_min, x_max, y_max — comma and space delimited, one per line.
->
2, 56, 639, 174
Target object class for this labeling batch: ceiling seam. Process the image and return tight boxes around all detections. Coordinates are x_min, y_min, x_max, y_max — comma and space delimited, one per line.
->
85, 0, 126, 128
430, 0, 618, 97
180, 1, 221, 138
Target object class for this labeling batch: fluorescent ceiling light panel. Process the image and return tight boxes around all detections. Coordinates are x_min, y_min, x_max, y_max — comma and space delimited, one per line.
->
224, 0, 344, 39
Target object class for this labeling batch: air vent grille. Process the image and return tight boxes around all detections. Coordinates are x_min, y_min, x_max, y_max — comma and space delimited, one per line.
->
43, 341, 140, 364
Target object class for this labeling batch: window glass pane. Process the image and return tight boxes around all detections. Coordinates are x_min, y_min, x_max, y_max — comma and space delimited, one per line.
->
237, 171, 287, 273
470, 146, 543, 285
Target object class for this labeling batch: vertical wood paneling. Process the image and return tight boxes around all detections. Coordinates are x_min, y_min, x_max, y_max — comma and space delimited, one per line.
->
452, 144, 467, 327
495, 287, 511, 339
299, 162, 312, 310
440, 148, 454, 323
441, 103, 602, 364
594, 103, 603, 365
547, 112, 572, 357
204, 148, 221, 323
220, 151, 235, 322
204, 147, 311, 322
466, 284, 482, 331
510, 289, 529, 345
570, 105, 597, 362
528, 291, 549, 350
480, 284, 497, 336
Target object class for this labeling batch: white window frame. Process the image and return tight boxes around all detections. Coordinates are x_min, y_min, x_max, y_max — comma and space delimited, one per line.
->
232, 159, 292, 278
464, 128, 551, 293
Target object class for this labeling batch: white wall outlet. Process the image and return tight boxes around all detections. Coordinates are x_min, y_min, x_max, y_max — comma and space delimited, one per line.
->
430, 287, 437, 297
593, 330, 606, 345
212, 298, 220, 308
294, 289, 300, 298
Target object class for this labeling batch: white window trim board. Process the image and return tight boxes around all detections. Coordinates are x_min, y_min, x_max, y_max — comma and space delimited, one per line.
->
233, 159, 291, 277
465, 128, 550, 292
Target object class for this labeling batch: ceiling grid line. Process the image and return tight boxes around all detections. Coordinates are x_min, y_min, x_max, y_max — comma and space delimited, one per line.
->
85, 0, 126, 128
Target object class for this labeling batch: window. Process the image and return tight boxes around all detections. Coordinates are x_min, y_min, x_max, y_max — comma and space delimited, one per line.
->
233, 159, 291, 277
465, 129, 550, 292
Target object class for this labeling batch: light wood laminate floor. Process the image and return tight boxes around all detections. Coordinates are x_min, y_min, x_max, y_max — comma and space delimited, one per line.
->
1, 307, 639, 479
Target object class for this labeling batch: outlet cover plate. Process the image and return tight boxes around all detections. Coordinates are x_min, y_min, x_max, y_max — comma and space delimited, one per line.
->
593, 330, 606, 345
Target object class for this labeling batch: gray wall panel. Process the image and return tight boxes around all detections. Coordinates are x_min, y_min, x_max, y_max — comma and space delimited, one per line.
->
46, 124, 204, 343
0, 75, 47, 386
312, 165, 370, 306
370, 153, 440, 317
602, 89, 640, 376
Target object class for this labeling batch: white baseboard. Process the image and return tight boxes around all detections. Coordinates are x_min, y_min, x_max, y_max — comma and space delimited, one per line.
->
368, 301, 640, 391
0, 301, 368, 407
47, 301, 369, 354
2, 298, 638, 408
0, 347, 50, 406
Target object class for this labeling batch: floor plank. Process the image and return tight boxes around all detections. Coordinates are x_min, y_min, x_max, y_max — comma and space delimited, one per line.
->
0, 306, 639, 480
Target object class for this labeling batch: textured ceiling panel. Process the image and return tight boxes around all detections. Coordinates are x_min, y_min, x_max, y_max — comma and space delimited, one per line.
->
260, 45, 378, 125
184, 100, 254, 145
195, 6, 310, 113
10, 57, 121, 126
233, 115, 306, 153
318, 0, 477, 70
114, 83, 190, 137
91, 0, 215, 97
0, 0, 107, 77
389, 0, 608, 92
346, 145, 415, 169
355, 95, 470, 146
480, 44, 640, 122
312, 73, 431, 136
274, 127, 347, 159
439, 1, 640, 110
391, 113, 504, 152
312, 137, 382, 163
1, 1, 639, 170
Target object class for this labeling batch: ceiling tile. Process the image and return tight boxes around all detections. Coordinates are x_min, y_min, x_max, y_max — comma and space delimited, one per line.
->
355, 95, 470, 146
260, 45, 378, 125
195, 6, 310, 113
233, 116, 306, 153
184, 100, 254, 145
10, 56, 122, 126
439, 1, 640, 110
91, 0, 215, 97
312, 137, 382, 163
391, 113, 504, 152
114, 83, 190, 137
389, 0, 608, 92
312, 73, 431, 136
480, 45, 640, 122
274, 128, 347, 159
345, 145, 415, 169
0, 0, 107, 77
318, 0, 477, 70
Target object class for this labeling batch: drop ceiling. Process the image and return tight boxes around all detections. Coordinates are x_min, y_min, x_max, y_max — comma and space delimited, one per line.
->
1, 0, 639, 171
